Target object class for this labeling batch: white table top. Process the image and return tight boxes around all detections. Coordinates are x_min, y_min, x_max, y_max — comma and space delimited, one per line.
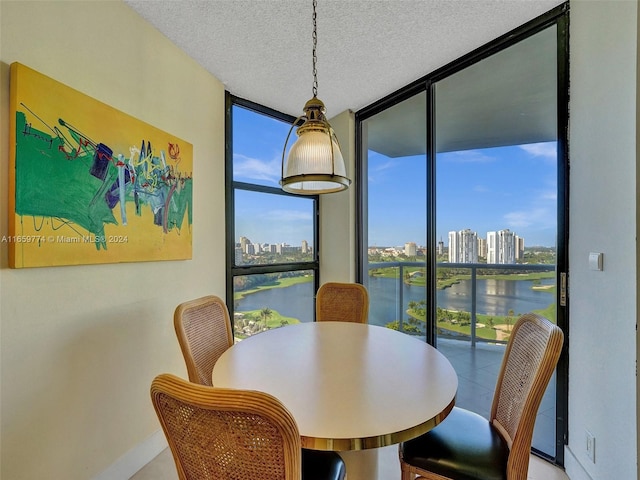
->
212, 321, 457, 451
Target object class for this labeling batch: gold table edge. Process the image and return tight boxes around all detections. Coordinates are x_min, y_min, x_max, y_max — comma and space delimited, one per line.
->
300, 396, 456, 451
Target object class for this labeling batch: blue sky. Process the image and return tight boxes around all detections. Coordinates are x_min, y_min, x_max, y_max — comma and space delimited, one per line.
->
368, 142, 557, 248
233, 105, 558, 248
233, 106, 315, 246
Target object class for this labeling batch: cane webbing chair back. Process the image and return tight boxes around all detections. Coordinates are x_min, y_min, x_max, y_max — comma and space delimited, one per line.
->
399, 313, 564, 480
316, 282, 369, 323
491, 313, 564, 478
174, 295, 233, 386
151, 373, 301, 480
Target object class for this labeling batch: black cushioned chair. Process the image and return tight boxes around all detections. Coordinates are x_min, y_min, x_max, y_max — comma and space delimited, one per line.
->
399, 313, 563, 480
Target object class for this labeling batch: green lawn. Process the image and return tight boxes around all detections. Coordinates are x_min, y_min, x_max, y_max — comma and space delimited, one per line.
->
234, 275, 313, 301
369, 267, 555, 290
405, 300, 557, 341
233, 309, 300, 339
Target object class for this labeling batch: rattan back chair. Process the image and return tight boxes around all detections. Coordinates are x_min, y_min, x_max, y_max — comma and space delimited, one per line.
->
399, 313, 564, 480
316, 282, 369, 323
174, 295, 233, 386
151, 373, 300, 480
151, 374, 346, 480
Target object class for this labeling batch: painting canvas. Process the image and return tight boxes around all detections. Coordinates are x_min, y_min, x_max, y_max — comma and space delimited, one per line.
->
8, 63, 193, 268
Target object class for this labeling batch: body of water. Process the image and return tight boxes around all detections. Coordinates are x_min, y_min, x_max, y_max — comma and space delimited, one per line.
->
236, 276, 555, 328
238, 282, 316, 323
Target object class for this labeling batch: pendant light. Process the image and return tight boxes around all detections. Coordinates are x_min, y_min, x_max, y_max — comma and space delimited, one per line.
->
280, 0, 351, 195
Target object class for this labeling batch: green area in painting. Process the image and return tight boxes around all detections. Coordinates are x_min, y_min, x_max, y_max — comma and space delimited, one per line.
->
15, 112, 117, 244
14, 111, 193, 248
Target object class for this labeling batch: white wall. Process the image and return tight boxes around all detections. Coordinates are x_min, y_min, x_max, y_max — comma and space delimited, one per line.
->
566, 1, 638, 479
319, 110, 357, 283
0, 2, 226, 479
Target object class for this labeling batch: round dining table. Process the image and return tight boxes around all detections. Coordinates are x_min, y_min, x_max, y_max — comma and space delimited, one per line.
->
212, 321, 457, 478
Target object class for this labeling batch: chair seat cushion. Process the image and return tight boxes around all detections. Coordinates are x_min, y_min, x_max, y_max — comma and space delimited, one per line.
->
302, 449, 346, 480
400, 407, 509, 480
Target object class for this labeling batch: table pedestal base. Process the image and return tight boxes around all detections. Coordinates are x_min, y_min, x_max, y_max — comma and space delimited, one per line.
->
339, 448, 379, 479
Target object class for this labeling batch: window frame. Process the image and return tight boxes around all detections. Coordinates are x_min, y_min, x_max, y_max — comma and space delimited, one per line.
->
225, 93, 320, 326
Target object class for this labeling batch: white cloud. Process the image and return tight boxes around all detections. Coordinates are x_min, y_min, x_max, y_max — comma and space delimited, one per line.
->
368, 159, 399, 184
264, 209, 312, 222
519, 142, 557, 159
504, 207, 553, 228
372, 160, 397, 172
539, 190, 557, 201
233, 153, 280, 183
443, 150, 496, 163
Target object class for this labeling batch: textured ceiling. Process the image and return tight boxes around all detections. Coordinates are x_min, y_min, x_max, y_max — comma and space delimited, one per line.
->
124, 0, 564, 118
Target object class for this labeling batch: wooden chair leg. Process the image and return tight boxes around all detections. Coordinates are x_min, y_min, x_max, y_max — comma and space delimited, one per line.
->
400, 461, 414, 480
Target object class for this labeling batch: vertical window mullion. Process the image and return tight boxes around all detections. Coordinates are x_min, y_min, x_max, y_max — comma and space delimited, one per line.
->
426, 80, 437, 347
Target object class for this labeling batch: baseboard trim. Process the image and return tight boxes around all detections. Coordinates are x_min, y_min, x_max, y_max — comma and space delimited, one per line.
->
564, 445, 594, 480
93, 430, 168, 480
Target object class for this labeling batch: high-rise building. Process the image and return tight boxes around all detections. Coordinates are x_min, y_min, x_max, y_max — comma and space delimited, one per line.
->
239, 236, 251, 252
448, 232, 457, 262
477, 237, 487, 259
437, 238, 444, 256
448, 229, 478, 263
486, 229, 518, 264
487, 231, 497, 263
302, 240, 309, 254
404, 242, 417, 256
515, 235, 525, 260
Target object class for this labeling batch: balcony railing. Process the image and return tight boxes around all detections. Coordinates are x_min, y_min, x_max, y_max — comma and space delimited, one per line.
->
367, 261, 556, 346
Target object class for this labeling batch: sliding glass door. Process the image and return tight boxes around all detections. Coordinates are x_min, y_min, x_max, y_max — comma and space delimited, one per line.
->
357, 5, 568, 464
433, 24, 561, 457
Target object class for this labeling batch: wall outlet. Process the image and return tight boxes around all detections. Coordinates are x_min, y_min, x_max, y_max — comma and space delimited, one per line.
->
586, 430, 596, 463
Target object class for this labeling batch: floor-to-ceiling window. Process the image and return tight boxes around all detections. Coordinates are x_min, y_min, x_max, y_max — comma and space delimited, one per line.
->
360, 90, 428, 338
356, 4, 568, 465
225, 95, 319, 339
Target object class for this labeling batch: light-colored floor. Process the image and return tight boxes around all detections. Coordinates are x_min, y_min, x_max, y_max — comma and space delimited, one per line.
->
130, 444, 570, 480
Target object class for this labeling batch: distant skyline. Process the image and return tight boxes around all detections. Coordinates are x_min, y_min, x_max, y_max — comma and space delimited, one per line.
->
233, 105, 558, 248
367, 142, 557, 248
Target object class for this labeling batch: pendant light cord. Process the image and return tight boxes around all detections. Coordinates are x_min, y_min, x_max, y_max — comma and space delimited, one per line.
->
312, 0, 318, 98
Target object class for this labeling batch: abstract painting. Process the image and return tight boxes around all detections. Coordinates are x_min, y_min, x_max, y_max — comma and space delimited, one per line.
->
8, 63, 193, 268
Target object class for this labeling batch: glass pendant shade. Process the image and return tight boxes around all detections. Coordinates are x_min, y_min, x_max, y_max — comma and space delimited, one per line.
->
281, 97, 351, 195
282, 129, 350, 194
